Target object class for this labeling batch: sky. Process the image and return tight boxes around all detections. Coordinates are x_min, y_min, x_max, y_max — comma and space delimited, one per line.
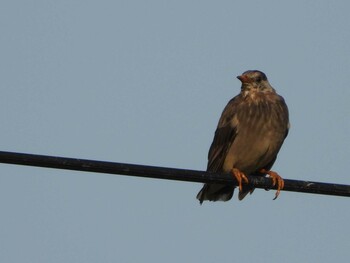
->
1, 1, 350, 262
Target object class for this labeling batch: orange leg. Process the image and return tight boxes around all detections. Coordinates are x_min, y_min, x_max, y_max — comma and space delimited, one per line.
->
260, 169, 284, 200
231, 168, 249, 192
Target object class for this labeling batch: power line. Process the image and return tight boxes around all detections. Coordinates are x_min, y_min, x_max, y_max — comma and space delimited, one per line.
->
0, 150, 349, 198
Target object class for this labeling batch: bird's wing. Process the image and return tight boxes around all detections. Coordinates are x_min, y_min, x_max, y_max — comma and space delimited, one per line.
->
275, 94, 290, 140
257, 94, 290, 173
207, 96, 241, 172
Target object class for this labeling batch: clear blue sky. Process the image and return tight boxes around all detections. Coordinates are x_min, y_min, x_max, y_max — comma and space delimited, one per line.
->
1, 1, 349, 262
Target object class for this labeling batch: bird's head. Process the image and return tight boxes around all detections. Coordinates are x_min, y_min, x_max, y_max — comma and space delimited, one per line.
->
237, 70, 275, 94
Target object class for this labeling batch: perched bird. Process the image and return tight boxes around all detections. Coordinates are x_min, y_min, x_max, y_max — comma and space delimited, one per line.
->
197, 70, 289, 204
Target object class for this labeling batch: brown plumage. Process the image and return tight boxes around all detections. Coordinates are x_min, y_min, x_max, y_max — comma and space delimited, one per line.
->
197, 70, 289, 204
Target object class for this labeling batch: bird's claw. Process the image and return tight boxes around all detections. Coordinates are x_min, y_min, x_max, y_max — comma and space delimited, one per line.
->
261, 169, 284, 200
231, 168, 249, 192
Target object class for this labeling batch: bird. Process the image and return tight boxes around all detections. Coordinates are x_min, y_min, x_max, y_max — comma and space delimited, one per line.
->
197, 70, 289, 204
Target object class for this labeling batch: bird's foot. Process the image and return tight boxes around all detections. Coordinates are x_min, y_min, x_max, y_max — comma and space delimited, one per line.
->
231, 168, 249, 192
260, 169, 284, 200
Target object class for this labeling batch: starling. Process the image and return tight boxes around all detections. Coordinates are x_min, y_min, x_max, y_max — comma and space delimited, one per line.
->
197, 70, 289, 203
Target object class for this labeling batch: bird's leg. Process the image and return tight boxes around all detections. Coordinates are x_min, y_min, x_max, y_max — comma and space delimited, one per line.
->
231, 168, 249, 192
260, 169, 284, 200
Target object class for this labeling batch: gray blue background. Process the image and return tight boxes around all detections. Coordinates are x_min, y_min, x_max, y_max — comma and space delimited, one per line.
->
1, 1, 349, 262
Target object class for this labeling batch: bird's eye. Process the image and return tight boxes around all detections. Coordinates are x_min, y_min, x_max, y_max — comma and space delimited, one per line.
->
256, 77, 262, 82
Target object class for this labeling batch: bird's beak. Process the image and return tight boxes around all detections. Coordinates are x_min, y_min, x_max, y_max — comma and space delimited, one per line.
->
237, 75, 248, 83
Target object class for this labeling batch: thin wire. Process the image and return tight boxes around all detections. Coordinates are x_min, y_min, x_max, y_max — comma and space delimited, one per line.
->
0, 151, 349, 197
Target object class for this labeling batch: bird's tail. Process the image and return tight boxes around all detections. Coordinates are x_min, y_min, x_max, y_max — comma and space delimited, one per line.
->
238, 185, 255, 200
196, 184, 235, 204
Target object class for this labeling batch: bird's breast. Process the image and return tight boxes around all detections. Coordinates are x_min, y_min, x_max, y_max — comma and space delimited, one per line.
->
223, 96, 288, 174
